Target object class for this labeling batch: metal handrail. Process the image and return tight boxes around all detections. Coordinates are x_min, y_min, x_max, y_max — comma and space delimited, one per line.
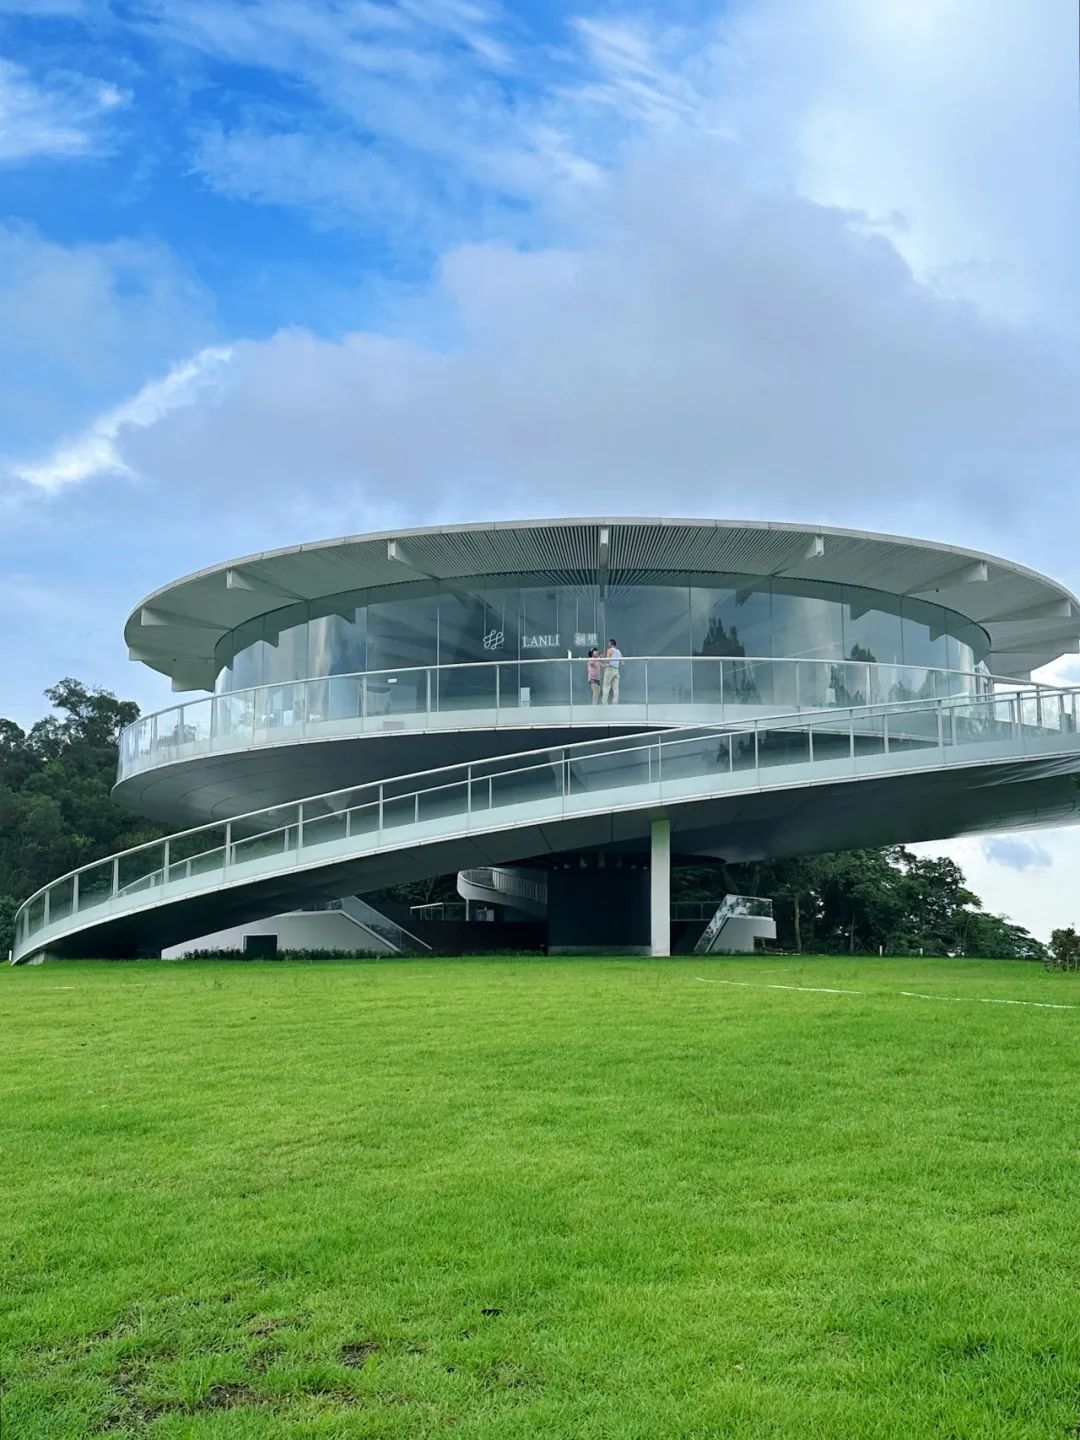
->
458, 867, 548, 906
115, 655, 1022, 782
15, 683, 1080, 958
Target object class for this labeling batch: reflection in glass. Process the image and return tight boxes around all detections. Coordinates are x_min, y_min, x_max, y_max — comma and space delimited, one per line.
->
208, 574, 992, 701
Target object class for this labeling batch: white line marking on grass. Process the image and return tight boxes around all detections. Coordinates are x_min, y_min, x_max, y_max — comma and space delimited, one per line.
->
900, 990, 1077, 1011
694, 977, 1079, 1010
696, 978, 863, 995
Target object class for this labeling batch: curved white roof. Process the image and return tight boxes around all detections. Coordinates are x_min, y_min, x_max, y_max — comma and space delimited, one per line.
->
125, 517, 1080, 690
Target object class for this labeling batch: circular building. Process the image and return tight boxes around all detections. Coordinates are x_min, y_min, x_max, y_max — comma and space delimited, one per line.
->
12, 517, 1080, 962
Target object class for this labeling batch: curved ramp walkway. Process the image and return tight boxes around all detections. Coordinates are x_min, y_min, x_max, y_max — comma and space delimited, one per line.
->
13, 688, 1080, 963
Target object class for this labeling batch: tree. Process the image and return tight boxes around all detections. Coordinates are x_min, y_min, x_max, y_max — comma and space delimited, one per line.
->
1049, 927, 1080, 971
0, 680, 166, 920
681, 844, 1044, 960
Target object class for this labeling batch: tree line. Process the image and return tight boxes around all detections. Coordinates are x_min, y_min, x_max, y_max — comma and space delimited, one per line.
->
0, 679, 1048, 961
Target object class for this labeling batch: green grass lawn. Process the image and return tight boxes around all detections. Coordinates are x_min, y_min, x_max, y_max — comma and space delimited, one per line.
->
3, 954, 1080, 1439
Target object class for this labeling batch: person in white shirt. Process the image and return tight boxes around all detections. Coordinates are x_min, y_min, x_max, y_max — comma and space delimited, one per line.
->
602, 639, 622, 704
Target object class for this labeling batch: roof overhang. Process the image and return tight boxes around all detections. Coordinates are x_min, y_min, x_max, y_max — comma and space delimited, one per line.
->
124, 518, 1080, 691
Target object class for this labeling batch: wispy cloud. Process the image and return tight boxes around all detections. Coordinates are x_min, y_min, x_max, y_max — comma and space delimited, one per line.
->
0, 56, 128, 164
8, 346, 233, 492
133, 0, 602, 232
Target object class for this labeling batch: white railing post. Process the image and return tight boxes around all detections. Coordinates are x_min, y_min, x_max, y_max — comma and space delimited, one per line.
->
378, 786, 384, 836
297, 804, 304, 853
426, 668, 432, 718
43, 889, 50, 927
72, 871, 80, 912
163, 839, 171, 884
644, 658, 649, 712
112, 858, 119, 898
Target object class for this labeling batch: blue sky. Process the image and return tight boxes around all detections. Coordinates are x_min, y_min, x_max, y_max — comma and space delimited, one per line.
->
3, 0, 1080, 934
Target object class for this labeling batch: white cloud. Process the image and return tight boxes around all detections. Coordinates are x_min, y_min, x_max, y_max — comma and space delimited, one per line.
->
710, 0, 1080, 324
0, 225, 217, 466
0, 56, 129, 164
10, 346, 233, 492
982, 837, 1053, 873
14, 148, 1075, 573
137, 0, 600, 229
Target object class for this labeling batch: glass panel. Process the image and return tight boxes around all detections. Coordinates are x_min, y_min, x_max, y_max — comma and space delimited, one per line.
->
439, 588, 517, 665
346, 800, 380, 839
117, 844, 167, 896
569, 742, 649, 795
730, 731, 758, 772
770, 580, 844, 664
488, 756, 562, 808
605, 583, 691, 663
438, 586, 511, 709
213, 692, 254, 747
184, 700, 212, 751
229, 810, 296, 867
25, 893, 46, 936
382, 792, 419, 830
228, 615, 269, 691
902, 597, 950, 670
853, 716, 886, 756
300, 810, 349, 847
254, 682, 306, 732
691, 582, 770, 660
48, 876, 76, 923
309, 603, 367, 678
647, 657, 694, 707
262, 610, 309, 685
884, 707, 941, 752
758, 726, 810, 768
519, 587, 572, 707
325, 673, 363, 722
658, 732, 726, 782
169, 827, 230, 881
689, 656, 724, 709
368, 594, 438, 671
417, 780, 469, 824
437, 661, 498, 713
76, 859, 115, 911
842, 586, 903, 667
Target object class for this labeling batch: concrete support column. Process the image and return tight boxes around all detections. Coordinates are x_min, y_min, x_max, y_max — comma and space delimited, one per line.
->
650, 818, 671, 958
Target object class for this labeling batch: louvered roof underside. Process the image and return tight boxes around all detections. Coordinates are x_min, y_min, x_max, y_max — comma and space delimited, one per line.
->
126, 518, 1080, 691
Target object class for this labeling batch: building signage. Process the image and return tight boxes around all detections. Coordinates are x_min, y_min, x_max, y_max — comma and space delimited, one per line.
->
523, 634, 560, 649
482, 629, 505, 651
574, 631, 598, 648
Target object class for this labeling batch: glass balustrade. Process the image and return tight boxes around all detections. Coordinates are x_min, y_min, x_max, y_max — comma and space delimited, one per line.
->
15, 685, 1080, 959
115, 656, 1015, 783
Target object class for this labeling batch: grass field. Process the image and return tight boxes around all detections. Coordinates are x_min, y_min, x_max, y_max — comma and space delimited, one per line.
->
3, 954, 1080, 1439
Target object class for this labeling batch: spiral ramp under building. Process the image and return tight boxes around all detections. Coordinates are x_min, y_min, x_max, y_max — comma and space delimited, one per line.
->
13, 683, 1080, 964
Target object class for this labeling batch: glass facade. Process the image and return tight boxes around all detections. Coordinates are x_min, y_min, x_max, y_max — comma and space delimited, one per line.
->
213, 573, 991, 694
